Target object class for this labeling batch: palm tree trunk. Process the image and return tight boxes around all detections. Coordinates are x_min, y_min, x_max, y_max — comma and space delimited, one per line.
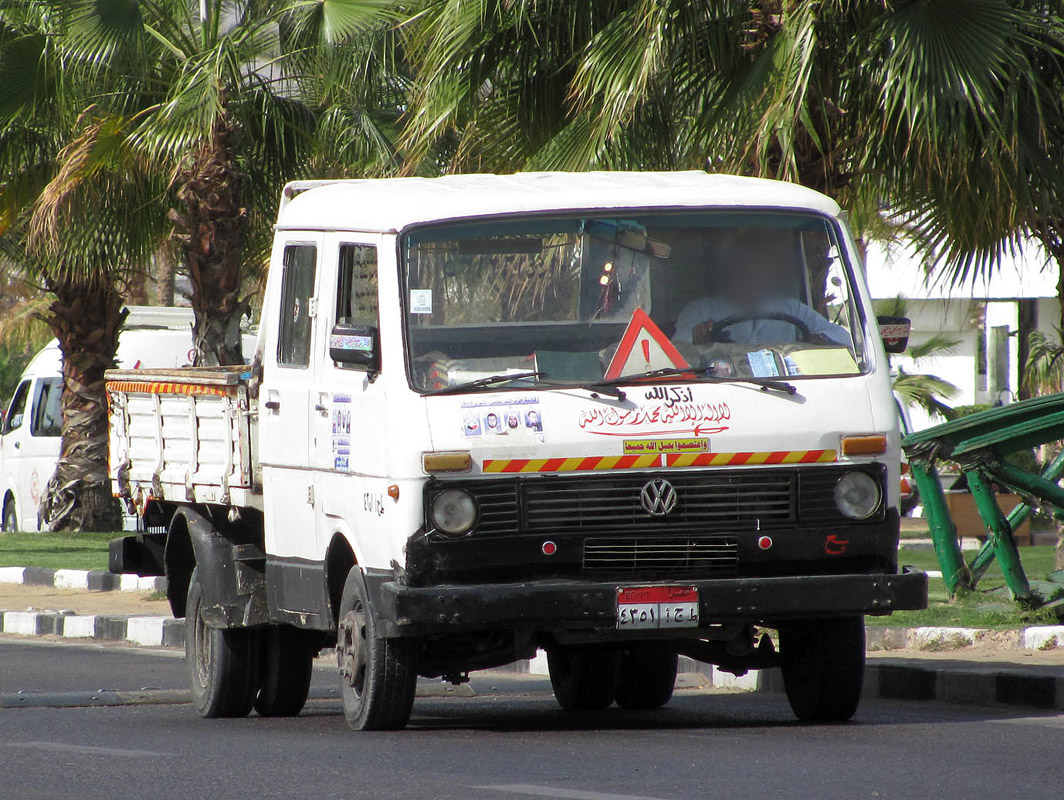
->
170, 115, 248, 366
154, 244, 177, 307
39, 280, 124, 532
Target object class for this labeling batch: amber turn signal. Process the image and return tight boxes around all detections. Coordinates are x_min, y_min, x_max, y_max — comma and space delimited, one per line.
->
422, 451, 473, 473
840, 434, 887, 456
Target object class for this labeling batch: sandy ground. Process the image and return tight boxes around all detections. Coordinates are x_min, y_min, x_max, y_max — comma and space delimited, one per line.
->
868, 646, 1064, 666
0, 584, 171, 616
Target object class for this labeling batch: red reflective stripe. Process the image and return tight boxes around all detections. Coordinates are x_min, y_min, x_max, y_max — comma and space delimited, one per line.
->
763, 451, 788, 464
541, 458, 567, 471
577, 457, 601, 471
500, 460, 528, 473
800, 449, 825, 463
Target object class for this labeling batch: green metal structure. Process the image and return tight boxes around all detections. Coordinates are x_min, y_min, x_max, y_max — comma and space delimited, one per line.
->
902, 393, 1064, 605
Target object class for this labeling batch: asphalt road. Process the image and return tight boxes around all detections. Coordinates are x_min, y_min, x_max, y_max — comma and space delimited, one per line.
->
1, 638, 1062, 800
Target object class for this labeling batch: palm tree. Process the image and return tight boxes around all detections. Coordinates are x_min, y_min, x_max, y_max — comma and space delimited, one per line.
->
401, 2, 1062, 241
27, 0, 404, 366
0, 1, 406, 528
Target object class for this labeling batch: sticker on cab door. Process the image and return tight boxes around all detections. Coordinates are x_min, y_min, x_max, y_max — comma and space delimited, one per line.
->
332, 393, 352, 470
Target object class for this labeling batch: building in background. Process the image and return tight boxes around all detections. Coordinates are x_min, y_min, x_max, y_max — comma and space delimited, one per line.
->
865, 240, 1061, 432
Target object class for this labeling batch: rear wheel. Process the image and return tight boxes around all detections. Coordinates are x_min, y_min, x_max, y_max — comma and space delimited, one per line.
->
547, 648, 621, 711
2, 498, 17, 532
780, 617, 865, 722
185, 567, 260, 718
615, 644, 677, 709
254, 625, 317, 717
336, 569, 418, 731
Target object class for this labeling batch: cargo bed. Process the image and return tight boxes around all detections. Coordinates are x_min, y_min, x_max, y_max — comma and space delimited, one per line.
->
106, 366, 261, 511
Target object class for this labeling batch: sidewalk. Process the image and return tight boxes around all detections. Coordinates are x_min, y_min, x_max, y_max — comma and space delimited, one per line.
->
2, 570, 1063, 712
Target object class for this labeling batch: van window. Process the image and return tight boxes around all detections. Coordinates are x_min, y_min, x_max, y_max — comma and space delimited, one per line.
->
31, 377, 62, 437
4, 380, 30, 434
277, 244, 318, 367
336, 244, 379, 327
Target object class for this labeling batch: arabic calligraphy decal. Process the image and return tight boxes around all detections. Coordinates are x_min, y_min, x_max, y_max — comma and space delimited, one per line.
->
579, 390, 732, 437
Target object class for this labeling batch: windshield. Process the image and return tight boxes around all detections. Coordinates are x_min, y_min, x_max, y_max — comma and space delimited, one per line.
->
402, 212, 869, 392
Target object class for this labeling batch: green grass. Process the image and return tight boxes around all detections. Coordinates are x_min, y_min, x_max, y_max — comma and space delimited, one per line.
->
0, 531, 115, 571
883, 544, 1064, 628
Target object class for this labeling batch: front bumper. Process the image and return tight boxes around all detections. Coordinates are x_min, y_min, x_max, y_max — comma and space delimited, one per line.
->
374, 568, 928, 637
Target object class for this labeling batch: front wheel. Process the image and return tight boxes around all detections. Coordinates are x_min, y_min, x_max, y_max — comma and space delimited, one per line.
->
336, 569, 418, 731
185, 567, 260, 718
780, 617, 865, 722
547, 648, 621, 711
2, 498, 17, 532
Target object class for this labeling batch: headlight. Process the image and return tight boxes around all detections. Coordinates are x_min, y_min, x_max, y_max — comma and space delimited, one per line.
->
834, 471, 882, 520
431, 489, 478, 535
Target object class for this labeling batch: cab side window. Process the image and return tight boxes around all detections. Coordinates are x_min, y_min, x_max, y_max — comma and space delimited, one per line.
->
277, 244, 318, 367
31, 378, 62, 437
3, 380, 30, 434
336, 244, 378, 327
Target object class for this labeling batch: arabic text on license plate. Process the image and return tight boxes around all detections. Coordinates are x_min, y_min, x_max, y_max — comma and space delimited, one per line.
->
616, 586, 699, 630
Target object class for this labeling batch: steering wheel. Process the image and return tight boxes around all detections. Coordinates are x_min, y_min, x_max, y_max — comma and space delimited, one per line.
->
709, 312, 811, 343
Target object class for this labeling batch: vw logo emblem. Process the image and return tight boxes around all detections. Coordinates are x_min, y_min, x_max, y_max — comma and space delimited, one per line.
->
640, 479, 678, 517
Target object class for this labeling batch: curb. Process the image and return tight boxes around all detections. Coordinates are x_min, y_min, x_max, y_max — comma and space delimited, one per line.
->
0, 609, 183, 648
757, 659, 1064, 711
0, 566, 165, 593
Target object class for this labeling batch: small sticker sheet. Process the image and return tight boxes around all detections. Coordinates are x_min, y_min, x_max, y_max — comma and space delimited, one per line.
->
409, 289, 433, 315
461, 397, 545, 442
746, 349, 780, 378
332, 393, 352, 469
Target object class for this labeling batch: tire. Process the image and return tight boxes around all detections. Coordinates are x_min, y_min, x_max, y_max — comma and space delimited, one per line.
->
336, 568, 418, 731
780, 616, 865, 722
2, 498, 17, 533
254, 625, 316, 717
185, 567, 260, 718
615, 644, 678, 709
547, 648, 621, 711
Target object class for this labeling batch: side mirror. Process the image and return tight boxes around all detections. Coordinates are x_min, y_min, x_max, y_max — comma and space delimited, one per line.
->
330, 322, 379, 371
878, 315, 911, 354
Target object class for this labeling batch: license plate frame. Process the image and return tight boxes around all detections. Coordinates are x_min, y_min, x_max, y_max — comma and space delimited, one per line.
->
616, 585, 700, 630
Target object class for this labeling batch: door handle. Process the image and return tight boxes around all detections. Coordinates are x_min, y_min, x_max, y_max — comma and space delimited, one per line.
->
13, 441, 20, 449
314, 404, 327, 413
264, 400, 280, 411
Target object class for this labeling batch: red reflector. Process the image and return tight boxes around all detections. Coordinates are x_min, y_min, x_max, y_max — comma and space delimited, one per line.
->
541, 541, 557, 556
757, 536, 773, 550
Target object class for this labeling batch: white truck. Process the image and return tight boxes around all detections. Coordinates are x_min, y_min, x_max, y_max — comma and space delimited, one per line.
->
106, 172, 927, 730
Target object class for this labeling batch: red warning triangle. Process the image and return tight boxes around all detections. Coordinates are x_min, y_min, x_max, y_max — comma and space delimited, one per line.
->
604, 308, 689, 380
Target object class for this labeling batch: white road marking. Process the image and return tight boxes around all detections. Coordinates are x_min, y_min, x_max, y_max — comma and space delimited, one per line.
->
5, 741, 176, 757
474, 785, 671, 800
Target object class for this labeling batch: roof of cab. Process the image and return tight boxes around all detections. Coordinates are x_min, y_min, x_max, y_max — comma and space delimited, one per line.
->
276, 171, 841, 233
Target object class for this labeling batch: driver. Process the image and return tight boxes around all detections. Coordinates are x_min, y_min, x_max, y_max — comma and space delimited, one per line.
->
672, 231, 851, 347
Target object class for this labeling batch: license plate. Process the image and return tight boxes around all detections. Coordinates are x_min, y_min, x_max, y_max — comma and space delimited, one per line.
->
616, 586, 699, 630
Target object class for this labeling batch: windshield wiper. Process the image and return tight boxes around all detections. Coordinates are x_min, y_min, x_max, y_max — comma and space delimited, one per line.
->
424, 371, 545, 396
589, 366, 797, 396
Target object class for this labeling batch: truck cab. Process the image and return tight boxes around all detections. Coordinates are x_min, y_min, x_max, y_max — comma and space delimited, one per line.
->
107, 172, 926, 729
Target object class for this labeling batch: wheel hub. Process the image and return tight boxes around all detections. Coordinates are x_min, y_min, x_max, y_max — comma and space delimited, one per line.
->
337, 608, 368, 696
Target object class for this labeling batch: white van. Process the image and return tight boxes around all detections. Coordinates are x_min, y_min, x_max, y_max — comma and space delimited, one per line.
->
107, 172, 927, 729
0, 307, 251, 532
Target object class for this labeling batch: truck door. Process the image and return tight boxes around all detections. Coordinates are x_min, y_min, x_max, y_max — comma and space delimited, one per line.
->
259, 238, 323, 559
311, 237, 390, 567
1, 377, 62, 531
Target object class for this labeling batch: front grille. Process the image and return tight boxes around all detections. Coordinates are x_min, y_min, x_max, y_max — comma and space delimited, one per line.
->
583, 536, 739, 573
432, 464, 884, 538
523, 472, 795, 534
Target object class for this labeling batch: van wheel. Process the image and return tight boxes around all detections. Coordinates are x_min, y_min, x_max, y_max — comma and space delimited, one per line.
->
254, 626, 316, 717
615, 645, 677, 709
185, 567, 259, 718
2, 498, 16, 532
780, 617, 865, 722
336, 569, 417, 731
547, 648, 621, 711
